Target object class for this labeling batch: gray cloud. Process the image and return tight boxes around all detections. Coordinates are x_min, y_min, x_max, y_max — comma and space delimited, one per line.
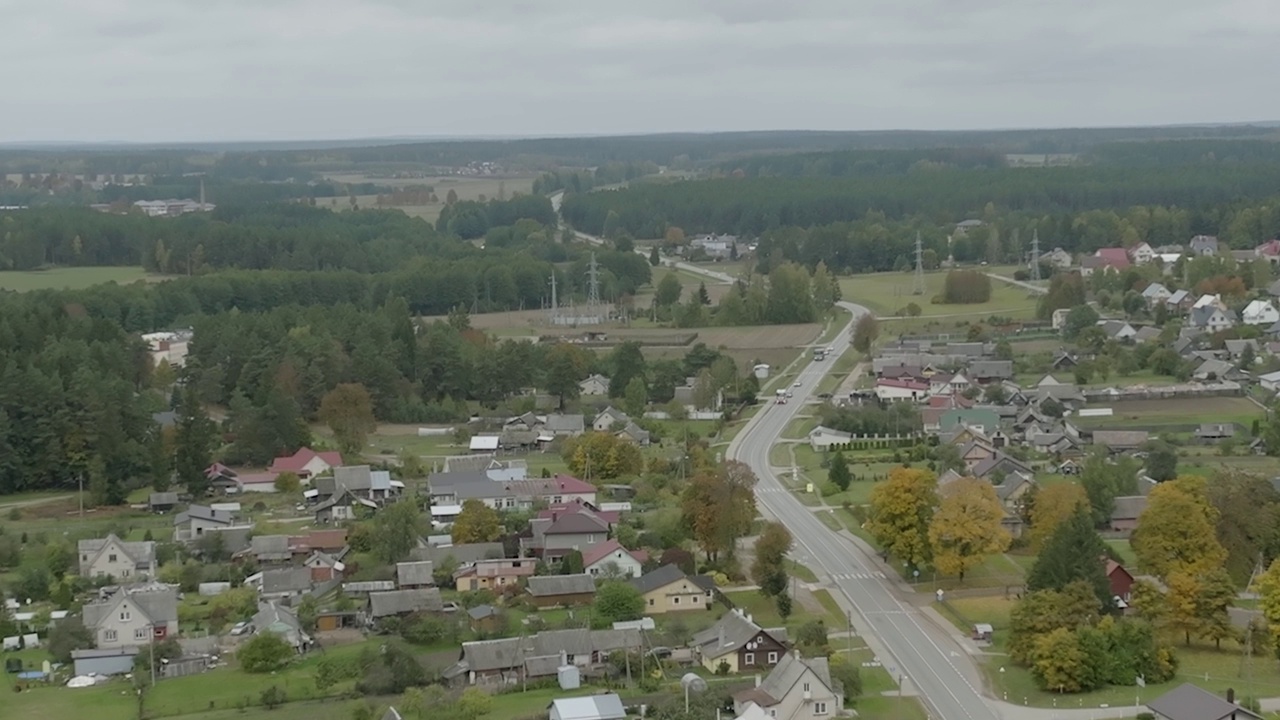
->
0, 0, 1276, 142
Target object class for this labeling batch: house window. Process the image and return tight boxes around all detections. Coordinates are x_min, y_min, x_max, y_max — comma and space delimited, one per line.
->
134, 628, 148, 641
804, 683, 810, 692
120, 610, 131, 621
552, 496, 562, 504
109, 554, 118, 562
813, 702, 828, 715
103, 630, 117, 642
768, 652, 778, 663
673, 597, 680, 605
744, 652, 755, 665
648, 598, 655, 606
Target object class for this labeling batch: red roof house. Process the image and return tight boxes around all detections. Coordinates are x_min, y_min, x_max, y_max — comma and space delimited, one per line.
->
270, 448, 343, 481
1094, 248, 1132, 270
1105, 559, 1135, 602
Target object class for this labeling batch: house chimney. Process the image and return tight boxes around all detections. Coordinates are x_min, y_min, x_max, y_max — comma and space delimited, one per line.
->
718, 625, 725, 648
560, 650, 568, 667
754, 674, 761, 688
1227, 688, 1236, 704
746, 614, 753, 625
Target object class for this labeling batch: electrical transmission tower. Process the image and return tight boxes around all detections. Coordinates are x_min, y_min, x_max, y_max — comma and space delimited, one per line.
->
1030, 230, 1042, 283
912, 232, 926, 295
587, 252, 602, 314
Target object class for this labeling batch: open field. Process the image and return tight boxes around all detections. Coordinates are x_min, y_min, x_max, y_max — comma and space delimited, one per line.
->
0, 266, 169, 292
839, 270, 1039, 320
321, 174, 537, 224
1075, 396, 1262, 430
934, 596, 1280, 707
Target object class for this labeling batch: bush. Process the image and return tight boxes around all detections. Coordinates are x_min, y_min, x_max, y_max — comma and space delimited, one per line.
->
260, 685, 287, 709
238, 633, 294, 673
941, 270, 992, 304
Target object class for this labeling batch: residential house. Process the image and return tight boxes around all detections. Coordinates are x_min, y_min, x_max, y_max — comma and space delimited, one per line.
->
1096, 248, 1132, 270
1243, 299, 1280, 326
807, 426, 853, 452
430, 472, 599, 512
1109, 496, 1148, 534
524, 509, 612, 561
732, 652, 845, 720
1091, 430, 1149, 453
581, 540, 646, 579
451, 628, 643, 687
395, 561, 436, 590
630, 564, 715, 614
1133, 326, 1162, 343
1039, 247, 1073, 269
957, 438, 998, 471
1224, 339, 1259, 360
270, 447, 343, 482
1105, 560, 1135, 603
453, 558, 538, 592
970, 453, 1033, 482
290, 529, 348, 555
303, 551, 346, 583
549, 694, 627, 720
692, 608, 788, 673
77, 535, 156, 580
1141, 283, 1172, 305
315, 465, 403, 504
367, 588, 444, 623
255, 567, 313, 601
874, 377, 928, 402
1190, 305, 1236, 332
578, 374, 609, 396
1166, 289, 1192, 312
526, 574, 597, 608
312, 486, 379, 523
616, 422, 651, 446
1080, 257, 1112, 276
968, 360, 1014, 384
469, 435, 500, 453
241, 535, 292, 565
1098, 320, 1138, 341
467, 605, 504, 634
1189, 235, 1220, 257
593, 407, 631, 432
939, 409, 1000, 436
1260, 370, 1280, 393
411, 541, 504, 566
148, 492, 179, 513
545, 414, 586, 437
82, 583, 178, 651
674, 377, 725, 412
1192, 358, 1234, 382
1147, 683, 1262, 720
1257, 239, 1280, 263
252, 601, 311, 650
1130, 242, 1155, 264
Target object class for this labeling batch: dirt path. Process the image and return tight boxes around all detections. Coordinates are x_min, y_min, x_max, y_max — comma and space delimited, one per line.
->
0, 494, 73, 512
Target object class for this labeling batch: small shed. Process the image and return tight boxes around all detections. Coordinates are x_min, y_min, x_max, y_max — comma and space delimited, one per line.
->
972, 623, 993, 643
548, 693, 626, 720
72, 647, 139, 677
467, 604, 503, 633
149, 492, 179, 513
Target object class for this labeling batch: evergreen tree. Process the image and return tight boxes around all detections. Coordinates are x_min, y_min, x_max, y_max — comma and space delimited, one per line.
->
1026, 508, 1112, 608
649, 246, 660, 266
829, 451, 851, 491
697, 281, 711, 306
173, 383, 217, 498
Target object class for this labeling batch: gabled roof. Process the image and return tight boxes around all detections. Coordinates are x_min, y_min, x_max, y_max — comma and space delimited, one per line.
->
691, 610, 784, 659
1147, 683, 1261, 720
1092, 430, 1150, 449
737, 652, 839, 708
546, 512, 610, 535
617, 422, 650, 444
629, 564, 690, 595
582, 540, 643, 570
78, 534, 156, 569
411, 542, 504, 565
1111, 495, 1148, 521
82, 583, 178, 629
395, 561, 435, 587
526, 574, 597, 597
595, 406, 631, 425
545, 414, 585, 433
270, 447, 342, 474
1141, 283, 1170, 298
369, 588, 443, 617
261, 567, 312, 594
1095, 248, 1132, 268
149, 492, 179, 507
968, 360, 1013, 380
249, 535, 292, 560
461, 637, 526, 672
1167, 289, 1191, 304
547, 694, 627, 720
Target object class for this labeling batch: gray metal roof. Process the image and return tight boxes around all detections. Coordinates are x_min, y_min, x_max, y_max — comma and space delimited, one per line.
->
261, 567, 312, 594
755, 653, 839, 707
78, 535, 155, 569
629, 564, 688, 595
527, 574, 596, 597
1147, 683, 1261, 720
1111, 495, 1148, 521
368, 588, 443, 617
395, 561, 435, 588
250, 535, 291, 560
411, 542, 505, 565
149, 492, 179, 507
548, 694, 626, 720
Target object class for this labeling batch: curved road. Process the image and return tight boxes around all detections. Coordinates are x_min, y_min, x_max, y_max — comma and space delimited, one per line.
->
727, 301, 999, 720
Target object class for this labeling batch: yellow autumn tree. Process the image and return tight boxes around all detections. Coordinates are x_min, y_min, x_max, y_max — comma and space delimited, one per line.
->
1255, 557, 1280, 651
866, 467, 938, 570
928, 477, 1011, 581
1131, 475, 1227, 580
1028, 482, 1088, 550
1030, 627, 1088, 692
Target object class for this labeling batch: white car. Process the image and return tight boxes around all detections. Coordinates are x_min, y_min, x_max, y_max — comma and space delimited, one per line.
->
793, 380, 802, 387
229, 621, 251, 636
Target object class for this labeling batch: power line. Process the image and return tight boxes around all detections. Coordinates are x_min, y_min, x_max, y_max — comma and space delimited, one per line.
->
1030, 229, 1042, 283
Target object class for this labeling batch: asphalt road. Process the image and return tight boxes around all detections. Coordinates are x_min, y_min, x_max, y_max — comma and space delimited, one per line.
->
727, 301, 1000, 720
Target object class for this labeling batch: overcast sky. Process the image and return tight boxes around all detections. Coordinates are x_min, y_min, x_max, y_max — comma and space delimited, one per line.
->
3, 0, 1277, 142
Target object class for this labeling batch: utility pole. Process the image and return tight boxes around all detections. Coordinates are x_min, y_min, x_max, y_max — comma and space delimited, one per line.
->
912, 232, 925, 296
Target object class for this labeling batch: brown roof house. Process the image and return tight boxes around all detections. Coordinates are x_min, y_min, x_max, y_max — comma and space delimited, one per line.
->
1109, 495, 1148, 535
395, 561, 436, 590
367, 588, 444, 625
523, 510, 612, 563
630, 564, 715, 614
526, 573, 597, 608
692, 608, 788, 674
733, 651, 845, 720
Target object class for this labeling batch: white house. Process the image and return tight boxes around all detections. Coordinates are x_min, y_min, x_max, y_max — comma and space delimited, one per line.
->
77, 535, 156, 580
1242, 299, 1280, 326
81, 584, 178, 651
1130, 242, 1155, 264
808, 426, 853, 451
731, 652, 845, 720
1260, 370, 1280, 393
593, 407, 631, 432
581, 540, 645, 579
1141, 283, 1171, 304
1189, 235, 1219, 257
875, 378, 927, 402
1189, 305, 1235, 333
578, 374, 609, 396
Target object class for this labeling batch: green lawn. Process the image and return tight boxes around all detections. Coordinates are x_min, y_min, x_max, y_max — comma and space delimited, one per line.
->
934, 596, 1280, 707
723, 588, 840, 630
839, 270, 1038, 320
0, 266, 167, 292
